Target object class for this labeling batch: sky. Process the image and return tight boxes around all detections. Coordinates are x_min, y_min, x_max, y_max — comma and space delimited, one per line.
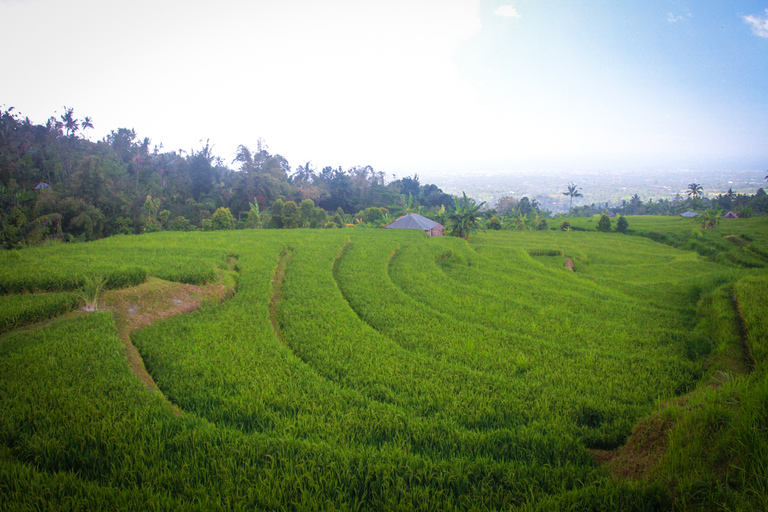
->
2, 0, 767, 177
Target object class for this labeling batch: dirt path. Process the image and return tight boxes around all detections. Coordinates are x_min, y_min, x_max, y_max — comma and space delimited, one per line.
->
100, 277, 232, 414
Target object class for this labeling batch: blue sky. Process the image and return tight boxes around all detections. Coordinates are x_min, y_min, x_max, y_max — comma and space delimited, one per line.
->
1, 0, 766, 176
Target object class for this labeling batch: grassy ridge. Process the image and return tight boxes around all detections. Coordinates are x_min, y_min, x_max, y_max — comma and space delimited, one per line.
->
0, 224, 766, 509
0, 292, 79, 333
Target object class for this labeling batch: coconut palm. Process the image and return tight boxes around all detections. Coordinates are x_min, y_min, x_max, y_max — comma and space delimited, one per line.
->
447, 192, 485, 241
687, 183, 703, 201
562, 182, 583, 211
60, 107, 79, 138
81, 116, 94, 138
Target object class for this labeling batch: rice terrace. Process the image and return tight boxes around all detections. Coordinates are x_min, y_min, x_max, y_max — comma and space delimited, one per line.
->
1, 218, 768, 511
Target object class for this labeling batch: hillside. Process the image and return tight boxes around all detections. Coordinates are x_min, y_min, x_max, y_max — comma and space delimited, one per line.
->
1, 219, 767, 510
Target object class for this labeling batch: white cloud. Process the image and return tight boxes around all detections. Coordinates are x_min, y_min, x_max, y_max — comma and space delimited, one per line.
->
494, 5, 520, 18
667, 11, 691, 23
743, 9, 768, 38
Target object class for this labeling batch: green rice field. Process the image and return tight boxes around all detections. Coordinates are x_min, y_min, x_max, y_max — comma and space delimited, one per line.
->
1, 216, 767, 510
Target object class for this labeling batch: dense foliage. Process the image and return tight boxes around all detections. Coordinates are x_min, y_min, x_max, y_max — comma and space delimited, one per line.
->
0, 107, 453, 248
1, 216, 767, 509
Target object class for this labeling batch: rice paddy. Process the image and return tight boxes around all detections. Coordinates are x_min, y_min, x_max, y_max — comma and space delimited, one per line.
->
1, 217, 766, 510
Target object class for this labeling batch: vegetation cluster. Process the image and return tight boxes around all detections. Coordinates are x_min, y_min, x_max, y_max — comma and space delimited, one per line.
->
4, 106, 767, 252
0, 107, 454, 248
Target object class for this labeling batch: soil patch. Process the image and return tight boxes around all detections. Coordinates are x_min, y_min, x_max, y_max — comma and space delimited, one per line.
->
591, 413, 675, 480
100, 277, 232, 412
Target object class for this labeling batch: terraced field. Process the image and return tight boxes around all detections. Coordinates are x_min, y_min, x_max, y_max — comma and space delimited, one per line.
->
1, 221, 766, 510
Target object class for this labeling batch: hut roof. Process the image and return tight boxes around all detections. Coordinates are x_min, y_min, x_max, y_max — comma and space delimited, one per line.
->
385, 213, 442, 231
680, 210, 700, 218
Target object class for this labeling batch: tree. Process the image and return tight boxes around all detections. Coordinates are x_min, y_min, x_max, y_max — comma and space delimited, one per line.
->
281, 201, 301, 228
210, 207, 235, 230
596, 214, 611, 232
81, 116, 94, 139
505, 207, 530, 231
562, 182, 583, 211
60, 107, 79, 138
616, 215, 628, 233
270, 199, 284, 228
687, 183, 703, 201
246, 201, 262, 228
701, 207, 723, 229
299, 199, 315, 227
446, 192, 485, 241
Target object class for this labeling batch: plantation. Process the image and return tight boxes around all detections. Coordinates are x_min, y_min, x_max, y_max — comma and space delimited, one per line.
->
1, 217, 767, 510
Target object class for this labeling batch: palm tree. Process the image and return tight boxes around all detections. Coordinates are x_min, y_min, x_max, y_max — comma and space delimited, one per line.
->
60, 107, 79, 138
81, 116, 94, 139
446, 192, 485, 241
291, 161, 315, 185
562, 182, 583, 211
687, 183, 703, 201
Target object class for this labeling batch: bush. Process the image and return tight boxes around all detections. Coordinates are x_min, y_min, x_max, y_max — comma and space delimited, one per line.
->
560, 220, 572, 231
169, 216, 192, 232
616, 215, 629, 233
281, 201, 301, 229
596, 214, 612, 232
211, 208, 235, 231
488, 216, 502, 230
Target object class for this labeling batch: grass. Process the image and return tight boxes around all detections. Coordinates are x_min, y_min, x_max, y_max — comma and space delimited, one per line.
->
0, 222, 766, 510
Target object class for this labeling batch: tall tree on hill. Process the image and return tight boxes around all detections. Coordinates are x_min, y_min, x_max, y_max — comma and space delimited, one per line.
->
60, 107, 79, 138
562, 182, 583, 211
687, 182, 703, 201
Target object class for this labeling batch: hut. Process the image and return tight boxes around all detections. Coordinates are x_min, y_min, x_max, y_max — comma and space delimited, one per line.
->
725, 211, 739, 219
384, 213, 444, 236
680, 210, 700, 218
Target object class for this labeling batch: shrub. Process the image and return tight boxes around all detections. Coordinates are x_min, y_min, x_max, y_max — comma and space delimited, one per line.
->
616, 215, 629, 233
560, 220, 572, 231
281, 201, 301, 229
487, 216, 502, 230
210, 208, 235, 231
169, 216, 192, 231
596, 214, 612, 232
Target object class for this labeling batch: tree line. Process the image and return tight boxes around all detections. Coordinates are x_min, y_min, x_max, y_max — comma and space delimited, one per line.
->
2, 106, 766, 249
0, 106, 454, 248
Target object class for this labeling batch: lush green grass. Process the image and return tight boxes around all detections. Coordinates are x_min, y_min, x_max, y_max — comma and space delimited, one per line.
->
568, 215, 768, 268
0, 291, 79, 333
1, 221, 767, 510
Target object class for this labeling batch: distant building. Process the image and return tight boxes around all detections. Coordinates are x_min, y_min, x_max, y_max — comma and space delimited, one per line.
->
34, 181, 51, 190
384, 213, 444, 236
680, 210, 700, 218
725, 211, 739, 219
